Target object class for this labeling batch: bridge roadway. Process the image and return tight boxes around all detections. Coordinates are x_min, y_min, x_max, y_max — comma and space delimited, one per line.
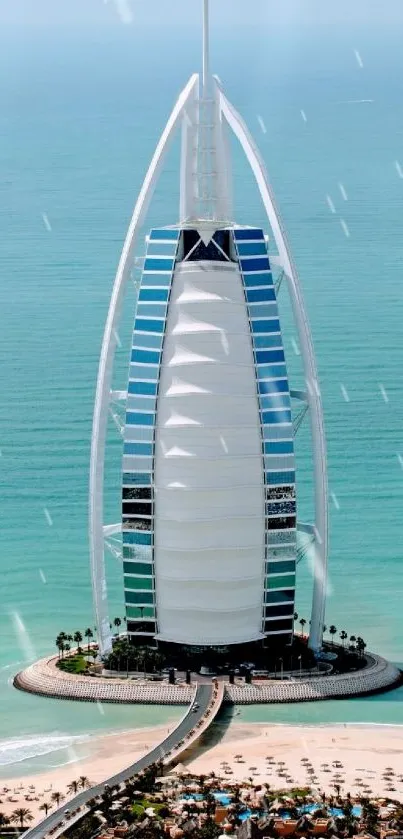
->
22, 683, 215, 839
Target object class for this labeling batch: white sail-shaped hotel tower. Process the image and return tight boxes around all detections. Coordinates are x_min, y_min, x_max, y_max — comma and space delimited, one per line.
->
89, 1, 328, 657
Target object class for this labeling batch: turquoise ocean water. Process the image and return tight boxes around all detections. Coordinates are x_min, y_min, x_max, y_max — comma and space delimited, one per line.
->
1, 3, 403, 776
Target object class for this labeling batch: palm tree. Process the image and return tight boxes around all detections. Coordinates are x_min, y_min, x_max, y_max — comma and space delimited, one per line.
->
78, 776, 91, 790
350, 635, 356, 646
329, 625, 337, 647
0, 813, 9, 827
67, 780, 79, 795
356, 637, 367, 657
56, 635, 65, 659
299, 617, 307, 637
73, 631, 83, 652
84, 627, 94, 651
293, 612, 298, 621
340, 630, 348, 647
10, 808, 33, 829
51, 791, 65, 808
39, 802, 51, 817
113, 617, 122, 635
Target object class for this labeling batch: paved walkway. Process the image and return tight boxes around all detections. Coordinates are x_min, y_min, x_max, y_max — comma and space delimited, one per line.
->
22, 681, 223, 839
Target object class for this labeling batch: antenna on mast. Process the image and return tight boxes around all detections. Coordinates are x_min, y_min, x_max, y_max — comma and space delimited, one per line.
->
202, 0, 210, 97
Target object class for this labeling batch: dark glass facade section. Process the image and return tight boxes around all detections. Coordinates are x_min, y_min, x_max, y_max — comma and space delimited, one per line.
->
266, 501, 296, 516
266, 486, 295, 501
123, 487, 152, 500
266, 516, 296, 530
126, 591, 154, 605
122, 501, 152, 516
265, 603, 294, 618
265, 590, 295, 605
264, 618, 293, 632
180, 229, 233, 262
127, 620, 156, 634
123, 561, 153, 576
266, 560, 296, 575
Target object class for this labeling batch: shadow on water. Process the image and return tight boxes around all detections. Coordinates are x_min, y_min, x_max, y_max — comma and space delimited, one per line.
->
188, 703, 236, 759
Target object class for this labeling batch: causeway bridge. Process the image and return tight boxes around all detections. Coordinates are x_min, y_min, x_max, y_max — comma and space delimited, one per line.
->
22, 681, 225, 839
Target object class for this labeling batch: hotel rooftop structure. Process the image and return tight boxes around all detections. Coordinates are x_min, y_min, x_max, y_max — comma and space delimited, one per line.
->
89, 1, 328, 657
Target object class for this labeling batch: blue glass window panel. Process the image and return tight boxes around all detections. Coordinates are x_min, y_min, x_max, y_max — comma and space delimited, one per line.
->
264, 454, 294, 471
260, 394, 291, 411
122, 472, 151, 486
256, 349, 285, 364
123, 455, 153, 472
143, 257, 175, 272
234, 228, 264, 241
129, 364, 159, 381
146, 241, 177, 256
138, 288, 169, 303
246, 287, 276, 303
262, 409, 292, 424
258, 364, 288, 380
264, 440, 294, 455
253, 334, 283, 349
259, 379, 289, 395
262, 424, 293, 440
248, 303, 278, 319
266, 470, 296, 485
251, 319, 281, 334
125, 590, 154, 605
123, 442, 153, 456
134, 319, 165, 334
240, 257, 270, 273
266, 589, 295, 604
124, 426, 154, 443
136, 303, 167, 319
150, 228, 180, 241
123, 531, 152, 546
132, 333, 163, 350
131, 348, 161, 365
126, 395, 157, 413
126, 412, 155, 427
140, 273, 172, 288
123, 561, 153, 576
128, 380, 157, 396
242, 272, 273, 288
237, 242, 267, 256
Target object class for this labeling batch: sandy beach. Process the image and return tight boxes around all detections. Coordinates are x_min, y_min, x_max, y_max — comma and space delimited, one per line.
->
1, 723, 403, 825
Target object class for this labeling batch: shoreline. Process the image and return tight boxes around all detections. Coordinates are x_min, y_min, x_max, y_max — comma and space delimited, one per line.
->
1, 721, 403, 825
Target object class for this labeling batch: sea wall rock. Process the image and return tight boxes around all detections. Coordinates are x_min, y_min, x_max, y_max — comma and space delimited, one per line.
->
13, 651, 401, 705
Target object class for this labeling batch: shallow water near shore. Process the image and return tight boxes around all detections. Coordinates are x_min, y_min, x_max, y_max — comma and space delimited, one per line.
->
1, 5, 403, 774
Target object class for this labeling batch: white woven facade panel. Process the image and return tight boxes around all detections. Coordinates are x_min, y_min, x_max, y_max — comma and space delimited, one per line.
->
154, 262, 265, 645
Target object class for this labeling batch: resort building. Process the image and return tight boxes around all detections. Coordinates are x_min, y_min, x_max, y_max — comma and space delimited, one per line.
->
122, 228, 296, 647
89, 1, 328, 657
